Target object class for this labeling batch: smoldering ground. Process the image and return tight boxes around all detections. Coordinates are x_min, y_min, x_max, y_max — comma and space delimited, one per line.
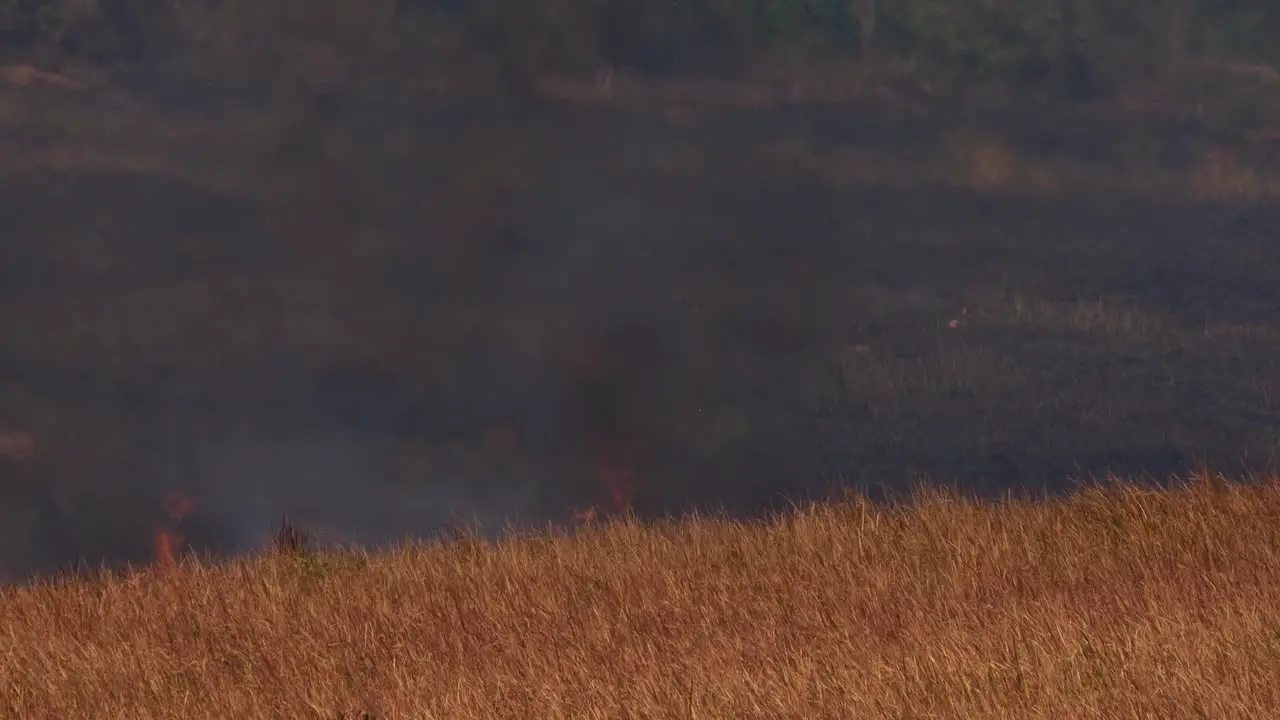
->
0, 86, 852, 581
4, 69, 1280, 584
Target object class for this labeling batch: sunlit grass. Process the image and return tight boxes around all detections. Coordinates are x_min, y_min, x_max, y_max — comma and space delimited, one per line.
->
3, 474, 1278, 719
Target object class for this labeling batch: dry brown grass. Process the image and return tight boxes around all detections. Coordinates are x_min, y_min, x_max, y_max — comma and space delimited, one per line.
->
946, 132, 1023, 191
1188, 146, 1280, 202
5, 71, 1280, 210
758, 127, 1280, 202
940, 132, 1280, 201
3, 474, 1279, 718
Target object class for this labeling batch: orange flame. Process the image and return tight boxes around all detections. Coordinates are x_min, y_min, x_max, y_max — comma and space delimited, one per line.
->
571, 506, 598, 525
569, 339, 646, 521
594, 440, 639, 515
153, 529, 181, 568
153, 493, 195, 570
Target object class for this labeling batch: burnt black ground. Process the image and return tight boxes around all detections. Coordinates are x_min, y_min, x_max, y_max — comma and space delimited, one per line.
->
2, 81, 1280, 583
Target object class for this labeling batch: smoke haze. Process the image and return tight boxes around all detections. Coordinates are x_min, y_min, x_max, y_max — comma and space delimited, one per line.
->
3, 55, 1280, 583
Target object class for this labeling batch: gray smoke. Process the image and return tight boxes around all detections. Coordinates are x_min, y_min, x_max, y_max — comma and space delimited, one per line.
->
8, 59, 1277, 586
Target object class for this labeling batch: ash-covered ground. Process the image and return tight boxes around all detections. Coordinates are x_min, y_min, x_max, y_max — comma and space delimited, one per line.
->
3, 73, 1280, 583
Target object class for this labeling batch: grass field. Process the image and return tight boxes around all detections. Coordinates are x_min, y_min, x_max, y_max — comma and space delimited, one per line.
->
2, 473, 1278, 718
2, 71, 1280, 715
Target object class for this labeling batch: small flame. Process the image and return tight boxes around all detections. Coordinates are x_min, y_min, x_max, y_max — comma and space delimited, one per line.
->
569, 338, 646, 520
572, 506, 598, 525
594, 440, 640, 515
153, 493, 195, 570
153, 528, 182, 569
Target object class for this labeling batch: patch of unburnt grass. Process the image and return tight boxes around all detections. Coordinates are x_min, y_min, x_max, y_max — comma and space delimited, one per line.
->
3, 473, 1279, 718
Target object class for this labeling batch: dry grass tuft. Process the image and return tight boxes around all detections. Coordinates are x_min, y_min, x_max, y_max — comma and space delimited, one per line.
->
3, 474, 1280, 718
272, 514, 312, 557
1188, 146, 1280, 201
946, 132, 1022, 191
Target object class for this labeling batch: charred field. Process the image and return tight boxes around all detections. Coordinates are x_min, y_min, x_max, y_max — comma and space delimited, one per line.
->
2, 73, 1280, 581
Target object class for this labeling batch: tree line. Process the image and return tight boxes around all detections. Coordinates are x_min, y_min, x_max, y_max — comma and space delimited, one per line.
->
2, 0, 1278, 97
